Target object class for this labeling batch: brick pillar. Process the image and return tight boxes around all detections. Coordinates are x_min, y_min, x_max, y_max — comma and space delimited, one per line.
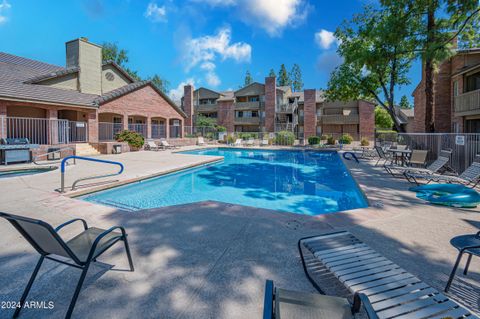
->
47, 109, 59, 145
180, 120, 184, 138
264, 76, 276, 132
218, 100, 235, 133
0, 102, 6, 139
165, 119, 170, 138
303, 89, 317, 138
123, 113, 129, 131
147, 117, 152, 139
183, 85, 194, 127
359, 101, 375, 140
87, 110, 98, 143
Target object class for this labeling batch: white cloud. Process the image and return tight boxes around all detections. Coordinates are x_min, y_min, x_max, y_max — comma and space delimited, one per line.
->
169, 78, 196, 101
240, 0, 309, 36
144, 2, 167, 23
314, 29, 338, 50
190, 0, 236, 6
183, 26, 250, 87
0, 0, 11, 25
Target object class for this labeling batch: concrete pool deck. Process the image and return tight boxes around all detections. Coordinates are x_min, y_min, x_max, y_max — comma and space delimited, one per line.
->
0, 147, 479, 318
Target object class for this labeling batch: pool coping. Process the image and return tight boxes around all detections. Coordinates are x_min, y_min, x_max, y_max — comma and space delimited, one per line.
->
66, 156, 224, 198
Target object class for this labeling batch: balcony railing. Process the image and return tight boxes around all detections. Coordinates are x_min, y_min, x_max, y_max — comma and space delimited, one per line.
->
195, 103, 218, 112
234, 117, 260, 124
276, 100, 298, 113
454, 89, 480, 114
235, 101, 260, 110
320, 114, 359, 125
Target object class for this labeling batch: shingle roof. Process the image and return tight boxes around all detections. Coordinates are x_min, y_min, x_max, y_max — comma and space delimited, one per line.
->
0, 52, 98, 107
23, 66, 79, 84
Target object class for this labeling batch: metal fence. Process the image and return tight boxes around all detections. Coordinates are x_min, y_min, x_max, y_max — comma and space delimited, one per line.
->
169, 125, 181, 138
152, 124, 166, 139
128, 123, 147, 137
99, 122, 123, 141
183, 126, 220, 139
375, 130, 480, 174
1, 116, 87, 144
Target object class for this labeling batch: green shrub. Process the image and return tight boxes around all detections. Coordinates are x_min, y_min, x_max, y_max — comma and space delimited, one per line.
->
339, 133, 353, 145
308, 136, 321, 145
275, 131, 295, 145
185, 133, 196, 138
205, 132, 215, 139
377, 130, 398, 142
239, 132, 259, 140
327, 136, 336, 145
227, 135, 235, 144
115, 130, 144, 149
360, 138, 370, 146
215, 125, 227, 132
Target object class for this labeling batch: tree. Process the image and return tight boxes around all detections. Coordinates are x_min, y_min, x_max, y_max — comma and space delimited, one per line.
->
375, 106, 394, 129
268, 69, 276, 78
195, 114, 217, 128
277, 64, 291, 87
149, 74, 170, 94
290, 64, 303, 92
399, 95, 411, 109
102, 42, 129, 66
244, 70, 253, 87
325, 4, 417, 132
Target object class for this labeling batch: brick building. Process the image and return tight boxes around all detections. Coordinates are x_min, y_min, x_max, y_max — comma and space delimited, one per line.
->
0, 38, 185, 155
413, 47, 480, 133
181, 78, 376, 141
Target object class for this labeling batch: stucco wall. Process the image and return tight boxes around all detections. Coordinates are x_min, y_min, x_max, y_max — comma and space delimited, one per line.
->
101, 64, 131, 94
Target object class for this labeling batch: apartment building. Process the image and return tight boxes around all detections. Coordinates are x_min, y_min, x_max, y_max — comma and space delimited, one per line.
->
413, 46, 480, 133
182, 77, 375, 141
0, 38, 185, 155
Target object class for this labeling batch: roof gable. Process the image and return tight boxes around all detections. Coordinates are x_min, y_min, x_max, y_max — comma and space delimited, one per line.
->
235, 82, 265, 96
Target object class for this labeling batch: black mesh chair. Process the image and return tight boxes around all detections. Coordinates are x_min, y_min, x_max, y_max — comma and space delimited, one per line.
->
0, 212, 134, 319
445, 231, 480, 292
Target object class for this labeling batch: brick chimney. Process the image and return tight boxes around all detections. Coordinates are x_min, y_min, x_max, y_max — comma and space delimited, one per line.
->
264, 76, 276, 132
303, 89, 317, 138
66, 37, 102, 95
183, 84, 194, 127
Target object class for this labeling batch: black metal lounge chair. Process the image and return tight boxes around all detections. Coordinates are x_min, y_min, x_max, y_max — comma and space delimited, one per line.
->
374, 146, 394, 166
407, 155, 480, 188
0, 212, 134, 319
298, 231, 478, 319
383, 150, 429, 177
445, 231, 480, 293
402, 149, 453, 184
263, 280, 378, 319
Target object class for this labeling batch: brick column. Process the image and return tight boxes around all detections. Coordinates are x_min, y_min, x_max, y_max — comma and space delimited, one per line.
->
0, 101, 6, 139
147, 117, 152, 139
264, 76, 276, 132
183, 85, 194, 127
87, 110, 99, 143
47, 109, 59, 145
123, 113, 129, 131
165, 119, 170, 138
359, 101, 375, 140
303, 89, 317, 138
218, 100, 235, 133
180, 120, 184, 138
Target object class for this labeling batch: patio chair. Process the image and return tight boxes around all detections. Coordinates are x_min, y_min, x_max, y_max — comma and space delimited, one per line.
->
400, 149, 452, 183
298, 231, 478, 319
374, 146, 393, 166
160, 139, 178, 150
383, 149, 428, 177
410, 155, 480, 188
261, 139, 269, 147
445, 231, 480, 292
233, 139, 243, 147
197, 136, 206, 146
145, 140, 161, 151
0, 212, 134, 319
246, 138, 255, 146
263, 280, 378, 319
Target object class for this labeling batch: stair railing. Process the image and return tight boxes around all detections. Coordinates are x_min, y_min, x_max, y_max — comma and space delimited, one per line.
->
59, 156, 124, 193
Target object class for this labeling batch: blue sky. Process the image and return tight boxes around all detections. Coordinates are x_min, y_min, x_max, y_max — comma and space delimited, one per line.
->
0, 0, 419, 102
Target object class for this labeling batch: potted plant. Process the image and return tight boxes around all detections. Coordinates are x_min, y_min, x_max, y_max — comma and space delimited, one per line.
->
115, 130, 144, 151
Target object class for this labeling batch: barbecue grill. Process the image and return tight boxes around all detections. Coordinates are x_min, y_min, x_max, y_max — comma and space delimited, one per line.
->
0, 138, 39, 165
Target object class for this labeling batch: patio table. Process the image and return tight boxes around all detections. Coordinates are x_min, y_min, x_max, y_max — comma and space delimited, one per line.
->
387, 148, 412, 166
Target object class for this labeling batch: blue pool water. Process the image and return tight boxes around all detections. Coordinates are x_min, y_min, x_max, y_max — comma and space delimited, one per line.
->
82, 148, 367, 215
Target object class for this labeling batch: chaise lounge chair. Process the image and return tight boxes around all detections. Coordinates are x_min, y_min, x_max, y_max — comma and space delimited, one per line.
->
263, 280, 378, 319
160, 139, 178, 150
397, 149, 452, 183
407, 155, 480, 188
145, 140, 162, 151
0, 212, 134, 319
233, 139, 243, 147
374, 146, 394, 166
261, 139, 269, 147
246, 138, 255, 146
383, 149, 428, 177
296, 231, 478, 319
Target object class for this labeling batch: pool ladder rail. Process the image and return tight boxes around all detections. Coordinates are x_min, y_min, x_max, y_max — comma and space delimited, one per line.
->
59, 156, 124, 193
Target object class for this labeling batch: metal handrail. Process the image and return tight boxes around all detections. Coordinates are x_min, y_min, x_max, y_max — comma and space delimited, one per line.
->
33, 147, 76, 165
59, 156, 124, 193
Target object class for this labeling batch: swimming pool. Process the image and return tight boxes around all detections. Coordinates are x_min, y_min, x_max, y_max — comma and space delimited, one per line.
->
0, 167, 57, 179
82, 148, 368, 215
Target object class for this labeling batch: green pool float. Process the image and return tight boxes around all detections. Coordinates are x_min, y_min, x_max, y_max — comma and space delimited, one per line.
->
409, 184, 480, 208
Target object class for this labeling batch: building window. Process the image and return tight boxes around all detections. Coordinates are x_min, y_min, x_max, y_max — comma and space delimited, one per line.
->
466, 72, 480, 92
453, 80, 459, 97
248, 96, 259, 102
